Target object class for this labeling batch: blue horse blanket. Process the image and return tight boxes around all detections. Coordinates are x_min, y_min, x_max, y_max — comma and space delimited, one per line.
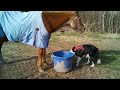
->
0, 11, 50, 48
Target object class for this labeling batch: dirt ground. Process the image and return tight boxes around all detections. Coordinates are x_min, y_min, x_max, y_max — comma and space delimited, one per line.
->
0, 27, 118, 79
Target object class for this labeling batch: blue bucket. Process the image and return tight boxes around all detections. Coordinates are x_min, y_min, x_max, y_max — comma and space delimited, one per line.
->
51, 50, 75, 72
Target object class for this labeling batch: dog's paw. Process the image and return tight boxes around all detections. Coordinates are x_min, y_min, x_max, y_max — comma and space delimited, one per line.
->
85, 59, 90, 65
90, 64, 95, 67
97, 59, 101, 64
85, 62, 90, 65
76, 63, 79, 67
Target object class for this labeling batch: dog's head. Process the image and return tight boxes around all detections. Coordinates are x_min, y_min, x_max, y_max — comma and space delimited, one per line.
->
70, 46, 84, 57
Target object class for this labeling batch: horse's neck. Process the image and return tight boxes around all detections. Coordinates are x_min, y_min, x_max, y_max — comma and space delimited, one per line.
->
42, 11, 76, 33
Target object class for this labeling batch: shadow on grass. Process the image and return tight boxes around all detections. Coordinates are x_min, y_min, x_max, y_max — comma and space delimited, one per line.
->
3, 50, 120, 71
72, 50, 120, 66
3, 51, 53, 65
71, 50, 120, 72
99, 50, 120, 65
3, 52, 54, 71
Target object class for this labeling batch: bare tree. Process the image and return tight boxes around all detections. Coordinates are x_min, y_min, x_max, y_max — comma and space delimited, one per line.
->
79, 11, 120, 34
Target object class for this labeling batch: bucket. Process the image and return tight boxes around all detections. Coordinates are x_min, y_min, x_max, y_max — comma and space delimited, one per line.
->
51, 50, 75, 73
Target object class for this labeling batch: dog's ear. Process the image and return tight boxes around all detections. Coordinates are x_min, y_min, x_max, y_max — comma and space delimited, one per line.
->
75, 49, 84, 57
72, 46, 75, 52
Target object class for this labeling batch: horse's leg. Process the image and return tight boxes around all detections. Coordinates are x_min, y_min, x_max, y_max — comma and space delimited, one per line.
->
37, 48, 46, 73
0, 45, 3, 64
0, 38, 6, 65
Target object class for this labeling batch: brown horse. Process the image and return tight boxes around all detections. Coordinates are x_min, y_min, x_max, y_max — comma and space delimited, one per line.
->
0, 11, 85, 72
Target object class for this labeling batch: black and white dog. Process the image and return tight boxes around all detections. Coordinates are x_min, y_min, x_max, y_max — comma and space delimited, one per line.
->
70, 44, 101, 67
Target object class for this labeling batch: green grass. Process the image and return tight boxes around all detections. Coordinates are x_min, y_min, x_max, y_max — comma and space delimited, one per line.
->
51, 31, 120, 78
1, 31, 120, 79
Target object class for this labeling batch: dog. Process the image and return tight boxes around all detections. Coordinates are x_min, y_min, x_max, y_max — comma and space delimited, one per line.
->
70, 44, 101, 67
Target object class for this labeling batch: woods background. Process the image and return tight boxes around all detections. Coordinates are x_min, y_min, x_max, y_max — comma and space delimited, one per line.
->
79, 11, 120, 34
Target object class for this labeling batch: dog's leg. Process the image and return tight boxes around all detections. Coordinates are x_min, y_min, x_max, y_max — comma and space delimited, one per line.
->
86, 59, 90, 65
37, 48, 46, 73
76, 57, 81, 66
90, 61, 95, 67
85, 54, 90, 64
97, 59, 101, 64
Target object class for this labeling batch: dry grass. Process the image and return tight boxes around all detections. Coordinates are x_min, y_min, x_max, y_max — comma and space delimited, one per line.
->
1, 31, 120, 79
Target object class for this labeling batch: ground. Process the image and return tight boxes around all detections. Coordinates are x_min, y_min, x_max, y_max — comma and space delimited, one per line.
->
1, 27, 120, 79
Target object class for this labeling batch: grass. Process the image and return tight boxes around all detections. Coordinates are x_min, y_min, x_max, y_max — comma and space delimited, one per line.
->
1, 31, 120, 79
51, 31, 120, 78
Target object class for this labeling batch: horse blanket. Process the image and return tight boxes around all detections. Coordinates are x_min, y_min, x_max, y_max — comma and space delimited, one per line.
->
0, 11, 50, 48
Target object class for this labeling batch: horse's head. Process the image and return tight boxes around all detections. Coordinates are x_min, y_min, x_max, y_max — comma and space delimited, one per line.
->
42, 11, 85, 33
65, 11, 85, 33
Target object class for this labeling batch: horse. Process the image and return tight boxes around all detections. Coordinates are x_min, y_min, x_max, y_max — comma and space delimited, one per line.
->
0, 11, 85, 72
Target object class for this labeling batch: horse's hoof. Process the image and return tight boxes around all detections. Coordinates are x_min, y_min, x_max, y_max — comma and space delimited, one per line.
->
39, 70, 45, 73
38, 68, 45, 73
